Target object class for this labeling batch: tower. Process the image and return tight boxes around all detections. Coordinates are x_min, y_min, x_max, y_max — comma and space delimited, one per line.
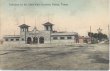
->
43, 22, 54, 31
19, 24, 30, 33
97, 28, 102, 33
19, 24, 30, 43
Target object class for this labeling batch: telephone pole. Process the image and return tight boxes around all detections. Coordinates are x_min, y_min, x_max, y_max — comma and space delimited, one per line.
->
0, 17, 1, 36
108, 24, 110, 36
108, 24, 110, 44
23, 16, 26, 44
90, 26, 92, 43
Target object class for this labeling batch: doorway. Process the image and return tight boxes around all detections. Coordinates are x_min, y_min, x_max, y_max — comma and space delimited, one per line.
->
27, 37, 32, 44
39, 37, 44, 44
33, 37, 38, 44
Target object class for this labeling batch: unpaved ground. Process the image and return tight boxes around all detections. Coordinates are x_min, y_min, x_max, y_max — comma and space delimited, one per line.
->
0, 44, 109, 70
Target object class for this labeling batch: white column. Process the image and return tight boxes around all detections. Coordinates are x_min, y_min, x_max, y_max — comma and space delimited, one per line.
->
38, 37, 39, 44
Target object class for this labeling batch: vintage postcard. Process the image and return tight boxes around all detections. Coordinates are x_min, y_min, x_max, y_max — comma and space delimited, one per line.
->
0, 0, 109, 70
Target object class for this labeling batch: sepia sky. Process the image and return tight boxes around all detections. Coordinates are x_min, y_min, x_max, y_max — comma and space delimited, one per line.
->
0, 0, 109, 37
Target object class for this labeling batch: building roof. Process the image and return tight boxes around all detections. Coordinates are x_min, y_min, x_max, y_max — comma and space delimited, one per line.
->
43, 22, 54, 26
79, 36, 90, 39
51, 32, 78, 36
3, 35, 20, 38
32, 27, 38, 32
19, 24, 30, 28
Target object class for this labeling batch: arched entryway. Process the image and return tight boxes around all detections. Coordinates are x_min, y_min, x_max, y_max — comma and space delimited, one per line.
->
39, 37, 44, 44
27, 37, 32, 44
33, 37, 38, 44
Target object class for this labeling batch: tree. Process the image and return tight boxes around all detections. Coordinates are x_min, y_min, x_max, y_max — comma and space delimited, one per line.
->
88, 32, 93, 37
93, 33, 98, 39
88, 32, 108, 43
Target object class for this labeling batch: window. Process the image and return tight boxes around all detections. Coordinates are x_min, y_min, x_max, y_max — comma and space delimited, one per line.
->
67, 36, 72, 39
53, 37, 58, 40
46, 26, 48, 30
60, 37, 65, 40
5, 39, 8, 41
16, 39, 19, 41
22, 38, 24, 41
11, 39, 14, 41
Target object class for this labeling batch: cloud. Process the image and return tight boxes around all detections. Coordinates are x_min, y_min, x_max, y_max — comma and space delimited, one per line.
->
0, 0, 108, 36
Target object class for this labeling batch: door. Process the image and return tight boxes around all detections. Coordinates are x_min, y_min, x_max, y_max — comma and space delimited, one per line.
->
39, 37, 44, 44
33, 37, 38, 44
27, 37, 31, 44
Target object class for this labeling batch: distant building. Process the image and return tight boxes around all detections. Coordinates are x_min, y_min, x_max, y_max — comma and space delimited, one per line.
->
78, 36, 91, 43
3, 22, 79, 44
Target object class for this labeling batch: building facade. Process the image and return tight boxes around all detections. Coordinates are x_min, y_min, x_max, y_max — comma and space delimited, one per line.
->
3, 22, 79, 44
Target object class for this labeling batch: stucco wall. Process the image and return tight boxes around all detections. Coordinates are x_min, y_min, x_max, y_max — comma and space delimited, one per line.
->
51, 35, 75, 44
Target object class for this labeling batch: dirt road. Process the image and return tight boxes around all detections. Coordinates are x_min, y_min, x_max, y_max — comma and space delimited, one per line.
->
0, 44, 109, 70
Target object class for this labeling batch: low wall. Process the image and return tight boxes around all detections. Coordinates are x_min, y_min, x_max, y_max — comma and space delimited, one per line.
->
2, 42, 87, 48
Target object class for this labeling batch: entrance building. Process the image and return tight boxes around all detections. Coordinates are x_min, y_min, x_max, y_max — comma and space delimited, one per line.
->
3, 22, 79, 44
27, 37, 44, 44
